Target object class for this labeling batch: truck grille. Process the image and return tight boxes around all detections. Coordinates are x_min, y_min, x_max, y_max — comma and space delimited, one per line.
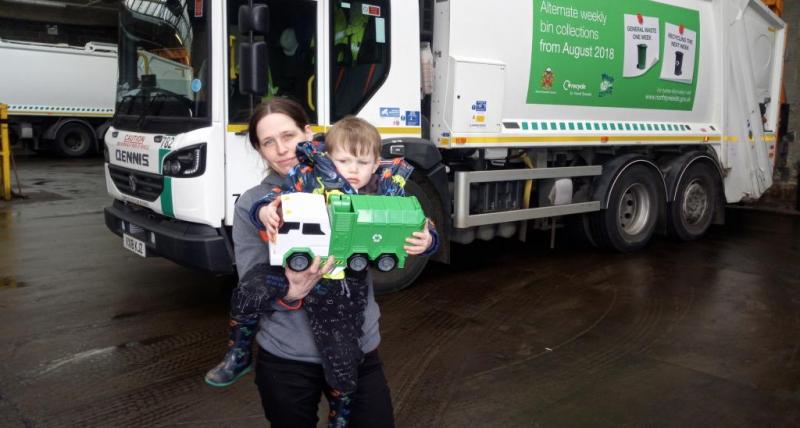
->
108, 164, 163, 202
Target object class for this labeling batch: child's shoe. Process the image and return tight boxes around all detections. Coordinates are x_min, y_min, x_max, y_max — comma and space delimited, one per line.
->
326, 389, 353, 428
204, 319, 256, 387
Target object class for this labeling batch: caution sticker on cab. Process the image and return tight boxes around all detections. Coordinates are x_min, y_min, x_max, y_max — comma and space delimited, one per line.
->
123, 233, 146, 257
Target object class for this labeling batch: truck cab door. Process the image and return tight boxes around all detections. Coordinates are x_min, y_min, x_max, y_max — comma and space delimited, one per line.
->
325, 0, 393, 124
223, 0, 324, 225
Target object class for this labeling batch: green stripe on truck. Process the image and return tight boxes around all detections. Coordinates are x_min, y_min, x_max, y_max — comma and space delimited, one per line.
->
158, 148, 174, 217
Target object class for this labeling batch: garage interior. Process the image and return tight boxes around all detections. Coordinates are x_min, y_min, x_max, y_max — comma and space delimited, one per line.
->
0, 0, 798, 427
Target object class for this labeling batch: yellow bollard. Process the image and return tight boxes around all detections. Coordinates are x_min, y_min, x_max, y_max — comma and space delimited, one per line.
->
0, 103, 11, 201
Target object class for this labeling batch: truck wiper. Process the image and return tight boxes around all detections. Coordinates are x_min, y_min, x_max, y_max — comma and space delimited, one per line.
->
136, 87, 193, 126
137, 92, 163, 128
118, 93, 140, 115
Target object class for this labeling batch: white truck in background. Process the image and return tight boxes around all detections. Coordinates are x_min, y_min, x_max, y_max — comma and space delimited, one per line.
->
102, 0, 786, 294
0, 38, 117, 157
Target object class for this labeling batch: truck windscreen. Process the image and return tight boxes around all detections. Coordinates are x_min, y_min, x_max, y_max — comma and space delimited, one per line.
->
114, 0, 211, 134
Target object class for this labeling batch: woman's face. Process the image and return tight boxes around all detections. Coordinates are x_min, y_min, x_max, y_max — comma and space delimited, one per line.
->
255, 112, 313, 176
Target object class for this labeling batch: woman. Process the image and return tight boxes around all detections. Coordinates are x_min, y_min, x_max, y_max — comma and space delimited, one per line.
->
232, 97, 395, 427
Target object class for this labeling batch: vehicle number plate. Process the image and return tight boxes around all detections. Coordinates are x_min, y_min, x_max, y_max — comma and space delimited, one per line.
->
123, 233, 146, 257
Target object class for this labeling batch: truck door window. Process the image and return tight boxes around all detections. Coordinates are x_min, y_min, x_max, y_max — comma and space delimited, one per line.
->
278, 221, 301, 234
226, 0, 318, 123
330, 1, 390, 121
115, 0, 211, 134
302, 223, 326, 235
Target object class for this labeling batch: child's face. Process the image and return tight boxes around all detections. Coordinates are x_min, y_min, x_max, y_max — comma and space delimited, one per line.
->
329, 148, 380, 190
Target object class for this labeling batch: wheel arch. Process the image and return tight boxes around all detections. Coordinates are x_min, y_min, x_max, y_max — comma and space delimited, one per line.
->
594, 155, 668, 210
380, 137, 450, 263
593, 154, 669, 235
661, 151, 725, 225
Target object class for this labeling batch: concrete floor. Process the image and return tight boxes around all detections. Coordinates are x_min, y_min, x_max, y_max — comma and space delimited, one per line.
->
1, 157, 799, 427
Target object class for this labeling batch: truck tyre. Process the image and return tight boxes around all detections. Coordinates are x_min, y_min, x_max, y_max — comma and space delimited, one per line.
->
376, 254, 397, 272
372, 174, 443, 294
592, 164, 661, 252
579, 213, 601, 248
668, 162, 717, 240
55, 122, 94, 157
564, 212, 600, 248
347, 254, 369, 272
287, 253, 311, 272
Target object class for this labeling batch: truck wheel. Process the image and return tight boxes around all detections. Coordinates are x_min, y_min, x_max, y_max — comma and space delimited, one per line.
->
55, 122, 94, 158
592, 164, 661, 252
372, 174, 442, 294
287, 253, 311, 272
347, 254, 369, 272
668, 162, 717, 240
375, 254, 397, 272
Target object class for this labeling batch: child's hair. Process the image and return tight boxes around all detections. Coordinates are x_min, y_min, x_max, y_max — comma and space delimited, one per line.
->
325, 116, 381, 159
247, 97, 310, 150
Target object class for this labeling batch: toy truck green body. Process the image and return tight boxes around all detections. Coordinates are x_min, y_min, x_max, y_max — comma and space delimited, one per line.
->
328, 193, 426, 272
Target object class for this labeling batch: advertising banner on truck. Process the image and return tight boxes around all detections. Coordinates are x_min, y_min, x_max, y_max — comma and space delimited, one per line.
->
527, 0, 700, 111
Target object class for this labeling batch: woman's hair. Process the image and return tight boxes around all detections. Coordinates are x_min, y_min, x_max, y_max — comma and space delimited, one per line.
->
325, 116, 381, 159
247, 97, 310, 150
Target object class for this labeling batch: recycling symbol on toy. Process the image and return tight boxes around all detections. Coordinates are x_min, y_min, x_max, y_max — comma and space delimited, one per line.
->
372, 233, 383, 243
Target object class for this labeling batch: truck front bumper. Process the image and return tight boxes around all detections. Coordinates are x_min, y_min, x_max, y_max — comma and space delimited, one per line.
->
104, 200, 234, 273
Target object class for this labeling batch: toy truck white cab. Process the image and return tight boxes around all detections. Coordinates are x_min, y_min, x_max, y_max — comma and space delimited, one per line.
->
103, 0, 786, 293
269, 193, 332, 272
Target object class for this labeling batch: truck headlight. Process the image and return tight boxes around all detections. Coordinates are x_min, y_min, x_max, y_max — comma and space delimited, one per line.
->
162, 143, 206, 177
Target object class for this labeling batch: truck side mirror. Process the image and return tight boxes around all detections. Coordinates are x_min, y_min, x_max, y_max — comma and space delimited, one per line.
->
237, 4, 269, 96
239, 41, 268, 96
239, 4, 269, 35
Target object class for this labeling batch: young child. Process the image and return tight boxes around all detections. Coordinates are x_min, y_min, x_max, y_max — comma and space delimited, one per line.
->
206, 117, 438, 426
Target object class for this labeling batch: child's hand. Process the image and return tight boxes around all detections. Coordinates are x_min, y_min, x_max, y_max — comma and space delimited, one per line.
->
284, 256, 335, 301
404, 219, 433, 256
259, 198, 283, 243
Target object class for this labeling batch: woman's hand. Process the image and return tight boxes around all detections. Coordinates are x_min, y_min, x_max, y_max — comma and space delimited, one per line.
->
259, 198, 283, 242
283, 256, 335, 302
404, 219, 433, 256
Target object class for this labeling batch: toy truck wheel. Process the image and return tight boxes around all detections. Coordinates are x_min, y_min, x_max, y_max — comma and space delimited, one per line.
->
287, 253, 312, 272
375, 254, 397, 272
347, 254, 369, 272
668, 162, 717, 240
55, 122, 94, 157
591, 164, 661, 252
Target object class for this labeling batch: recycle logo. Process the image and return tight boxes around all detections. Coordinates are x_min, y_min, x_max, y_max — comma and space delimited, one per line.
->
372, 234, 383, 243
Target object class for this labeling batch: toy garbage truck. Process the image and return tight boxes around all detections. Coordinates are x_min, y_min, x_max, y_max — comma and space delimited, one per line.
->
269, 192, 426, 274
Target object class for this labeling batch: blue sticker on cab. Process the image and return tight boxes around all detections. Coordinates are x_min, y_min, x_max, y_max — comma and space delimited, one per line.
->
191, 79, 203, 93
404, 111, 420, 126
380, 107, 400, 118
473, 100, 487, 112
